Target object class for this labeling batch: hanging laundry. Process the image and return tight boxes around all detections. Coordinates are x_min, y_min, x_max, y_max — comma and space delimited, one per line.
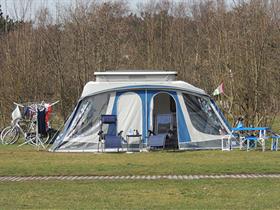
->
37, 108, 47, 135
44, 104, 52, 129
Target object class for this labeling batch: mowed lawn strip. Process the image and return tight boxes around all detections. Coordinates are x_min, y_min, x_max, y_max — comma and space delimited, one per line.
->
1, 179, 280, 209
1, 145, 280, 176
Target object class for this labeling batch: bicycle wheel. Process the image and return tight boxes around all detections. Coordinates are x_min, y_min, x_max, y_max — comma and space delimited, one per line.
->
2, 126, 20, 144
1, 126, 12, 144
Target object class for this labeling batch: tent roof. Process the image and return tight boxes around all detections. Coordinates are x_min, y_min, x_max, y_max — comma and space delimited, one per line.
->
81, 80, 207, 98
94, 71, 177, 76
94, 71, 177, 82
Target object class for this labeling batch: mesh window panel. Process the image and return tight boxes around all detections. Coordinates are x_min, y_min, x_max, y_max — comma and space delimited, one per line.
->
65, 92, 111, 140
183, 93, 224, 135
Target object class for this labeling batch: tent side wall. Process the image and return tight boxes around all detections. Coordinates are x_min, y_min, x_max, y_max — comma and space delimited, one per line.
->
177, 91, 230, 149
51, 86, 231, 152
50, 91, 116, 151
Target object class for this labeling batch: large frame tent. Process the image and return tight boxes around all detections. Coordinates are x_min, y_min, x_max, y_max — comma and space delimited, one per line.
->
50, 71, 231, 152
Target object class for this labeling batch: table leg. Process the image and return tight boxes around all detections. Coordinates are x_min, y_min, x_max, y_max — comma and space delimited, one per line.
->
126, 136, 129, 152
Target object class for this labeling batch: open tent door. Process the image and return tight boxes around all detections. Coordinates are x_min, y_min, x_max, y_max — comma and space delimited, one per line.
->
117, 92, 142, 137
151, 92, 178, 149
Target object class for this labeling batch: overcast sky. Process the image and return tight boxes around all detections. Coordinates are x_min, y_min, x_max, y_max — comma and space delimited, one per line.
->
0, 0, 177, 20
0, 0, 233, 21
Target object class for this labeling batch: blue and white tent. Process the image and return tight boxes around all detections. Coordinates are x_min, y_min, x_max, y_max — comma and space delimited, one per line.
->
50, 71, 231, 152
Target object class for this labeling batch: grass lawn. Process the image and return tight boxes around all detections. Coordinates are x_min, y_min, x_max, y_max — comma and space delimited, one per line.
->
1, 179, 280, 209
1, 144, 280, 176
1, 145, 280, 209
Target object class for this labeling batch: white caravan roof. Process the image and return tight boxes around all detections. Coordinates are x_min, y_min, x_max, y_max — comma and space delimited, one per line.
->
95, 71, 177, 82
81, 71, 206, 98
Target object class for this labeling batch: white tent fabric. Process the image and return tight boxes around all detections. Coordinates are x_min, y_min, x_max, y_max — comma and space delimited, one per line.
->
106, 92, 116, 115
57, 92, 115, 150
81, 81, 206, 99
50, 71, 232, 152
95, 71, 177, 82
177, 92, 228, 142
117, 92, 142, 142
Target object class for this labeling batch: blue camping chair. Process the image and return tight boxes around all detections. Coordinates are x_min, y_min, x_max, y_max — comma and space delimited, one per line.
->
98, 115, 124, 152
148, 114, 175, 149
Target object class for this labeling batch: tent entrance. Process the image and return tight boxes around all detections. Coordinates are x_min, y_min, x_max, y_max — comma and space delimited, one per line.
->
152, 92, 178, 149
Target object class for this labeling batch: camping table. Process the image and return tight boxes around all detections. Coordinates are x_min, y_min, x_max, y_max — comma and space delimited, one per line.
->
231, 127, 269, 151
126, 134, 142, 152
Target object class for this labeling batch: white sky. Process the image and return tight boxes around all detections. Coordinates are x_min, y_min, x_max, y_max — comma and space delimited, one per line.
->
0, 0, 232, 20
0, 0, 160, 20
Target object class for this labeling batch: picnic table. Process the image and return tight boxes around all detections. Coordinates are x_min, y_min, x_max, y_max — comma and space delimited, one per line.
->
231, 127, 269, 151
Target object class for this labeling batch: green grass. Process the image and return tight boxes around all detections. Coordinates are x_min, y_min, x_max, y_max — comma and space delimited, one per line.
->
1, 179, 280, 209
2, 145, 280, 209
2, 118, 280, 209
1, 145, 280, 176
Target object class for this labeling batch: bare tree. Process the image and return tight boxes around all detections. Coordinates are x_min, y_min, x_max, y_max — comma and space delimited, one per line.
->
0, 0, 279, 128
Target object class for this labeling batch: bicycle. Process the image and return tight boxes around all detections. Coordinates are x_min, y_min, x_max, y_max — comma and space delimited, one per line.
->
1, 102, 51, 146
1, 117, 41, 145
1, 104, 28, 144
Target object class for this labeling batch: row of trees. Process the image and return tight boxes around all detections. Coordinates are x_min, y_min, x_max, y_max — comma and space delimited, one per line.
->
0, 0, 279, 127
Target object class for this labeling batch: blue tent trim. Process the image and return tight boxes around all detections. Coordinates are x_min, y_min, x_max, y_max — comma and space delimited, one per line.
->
112, 89, 191, 145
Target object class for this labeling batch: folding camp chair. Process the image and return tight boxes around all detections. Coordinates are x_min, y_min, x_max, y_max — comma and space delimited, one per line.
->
270, 130, 280, 151
98, 115, 124, 152
148, 114, 175, 149
271, 136, 280, 151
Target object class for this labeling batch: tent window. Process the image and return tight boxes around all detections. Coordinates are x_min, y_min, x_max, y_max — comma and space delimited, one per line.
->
66, 92, 111, 139
183, 93, 223, 135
